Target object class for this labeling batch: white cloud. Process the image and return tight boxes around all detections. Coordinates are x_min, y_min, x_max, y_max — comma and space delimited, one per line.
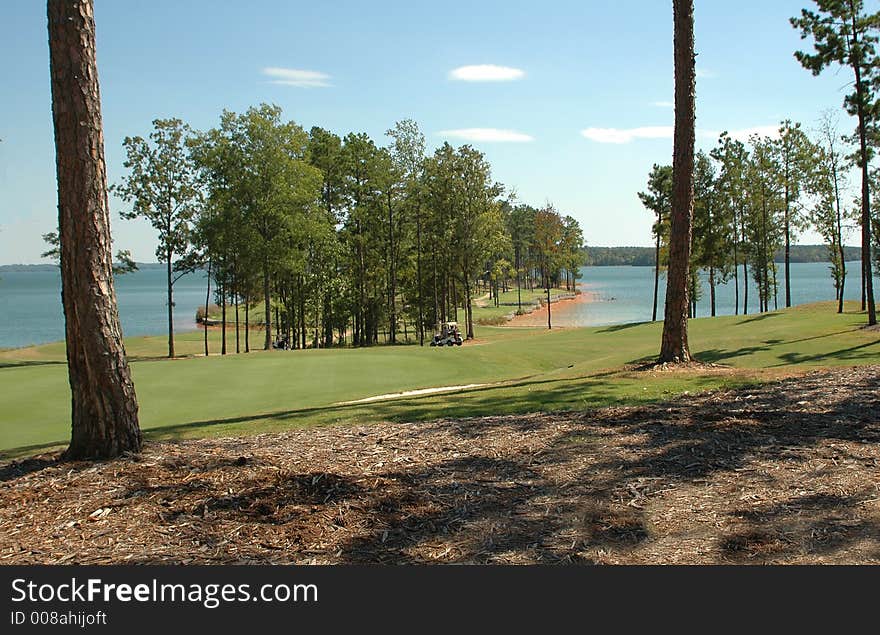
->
437, 128, 534, 142
448, 64, 525, 82
580, 126, 673, 144
580, 124, 780, 145
653, 101, 674, 108
696, 67, 716, 79
262, 67, 331, 87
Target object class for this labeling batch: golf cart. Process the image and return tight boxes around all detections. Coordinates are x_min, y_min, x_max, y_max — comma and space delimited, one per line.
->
430, 321, 463, 347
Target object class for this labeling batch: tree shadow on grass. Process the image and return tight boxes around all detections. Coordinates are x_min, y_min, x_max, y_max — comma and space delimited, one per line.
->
0, 360, 65, 369
0, 440, 68, 464
693, 345, 773, 363
139, 373, 637, 442
774, 339, 880, 366
736, 312, 782, 324
596, 322, 649, 333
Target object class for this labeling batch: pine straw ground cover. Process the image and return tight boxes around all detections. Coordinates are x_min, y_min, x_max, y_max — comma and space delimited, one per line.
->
1, 366, 878, 565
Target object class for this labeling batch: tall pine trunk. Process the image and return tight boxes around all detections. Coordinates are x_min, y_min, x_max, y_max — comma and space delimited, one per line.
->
221, 281, 227, 355
784, 188, 792, 308
659, 0, 695, 363
465, 278, 474, 340
836, 197, 846, 315
263, 260, 272, 349
857, 113, 876, 322
166, 253, 175, 357
387, 195, 397, 344
48, 0, 141, 459
709, 266, 716, 317
733, 224, 740, 316
652, 222, 661, 321
546, 277, 552, 330
850, 13, 876, 325
516, 246, 523, 313
235, 283, 240, 354
203, 260, 211, 357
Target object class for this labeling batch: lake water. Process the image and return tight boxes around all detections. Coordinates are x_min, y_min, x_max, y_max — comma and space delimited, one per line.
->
572, 261, 863, 327
0, 261, 866, 349
0, 267, 209, 349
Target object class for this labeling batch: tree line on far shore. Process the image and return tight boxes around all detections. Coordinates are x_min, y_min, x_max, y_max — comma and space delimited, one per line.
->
584, 244, 861, 267
110, 109, 585, 358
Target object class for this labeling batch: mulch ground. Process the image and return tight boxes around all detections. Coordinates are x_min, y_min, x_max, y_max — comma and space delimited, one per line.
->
1, 366, 878, 564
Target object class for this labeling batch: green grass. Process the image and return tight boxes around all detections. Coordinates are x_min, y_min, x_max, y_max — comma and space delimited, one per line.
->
1, 301, 878, 459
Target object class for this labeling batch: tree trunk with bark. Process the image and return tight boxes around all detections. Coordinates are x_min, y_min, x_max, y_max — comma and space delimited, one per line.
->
166, 254, 175, 357
850, 13, 877, 325
546, 282, 552, 330
220, 281, 227, 355
652, 225, 661, 321
48, 0, 141, 459
709, 266, 716, 317
733, 217, 739, 316
203, 260, 211, 356
234, 280, 240, 354
263, 261, 272, 349
784, 189, 792, 308
659, 0, 695, 363
464, 278, 474, 340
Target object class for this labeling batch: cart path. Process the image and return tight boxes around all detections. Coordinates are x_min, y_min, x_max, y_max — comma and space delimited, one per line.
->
335, 383, 489, 405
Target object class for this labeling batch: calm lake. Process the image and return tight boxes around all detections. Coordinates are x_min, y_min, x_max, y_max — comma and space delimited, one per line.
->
1, 267, 209, 350
0, 261, 866, 349
572, 261, 863, 327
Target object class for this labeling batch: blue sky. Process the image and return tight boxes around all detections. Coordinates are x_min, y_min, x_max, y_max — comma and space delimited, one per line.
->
0, 0, 869, 263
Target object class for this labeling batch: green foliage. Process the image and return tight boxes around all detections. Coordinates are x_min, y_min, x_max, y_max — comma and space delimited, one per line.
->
190, 104, 323, 350
791, 1, 880, 158
110, 108, 580, 352
774, 120, 816, 240
745, 135, 785, 310
692, 150, 732, 285
793, 0, 880, 324
584, 246, 657, 266
114, 118, 203, 356
638, 163, 673, 264
114, 118, 201, 269
808, 113, 853, 306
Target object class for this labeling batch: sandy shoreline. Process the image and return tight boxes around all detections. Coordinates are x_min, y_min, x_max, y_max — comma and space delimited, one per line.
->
504, 284, 598, 327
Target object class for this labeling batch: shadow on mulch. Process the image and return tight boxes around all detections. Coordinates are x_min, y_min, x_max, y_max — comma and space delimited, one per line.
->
327, 368, 880, 563
0, 454, 62, 483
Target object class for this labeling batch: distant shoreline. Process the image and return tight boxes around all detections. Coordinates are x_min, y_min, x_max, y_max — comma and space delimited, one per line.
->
584, 244, 861, 267
0, 245, 863, 271
0, 263, 208, 273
